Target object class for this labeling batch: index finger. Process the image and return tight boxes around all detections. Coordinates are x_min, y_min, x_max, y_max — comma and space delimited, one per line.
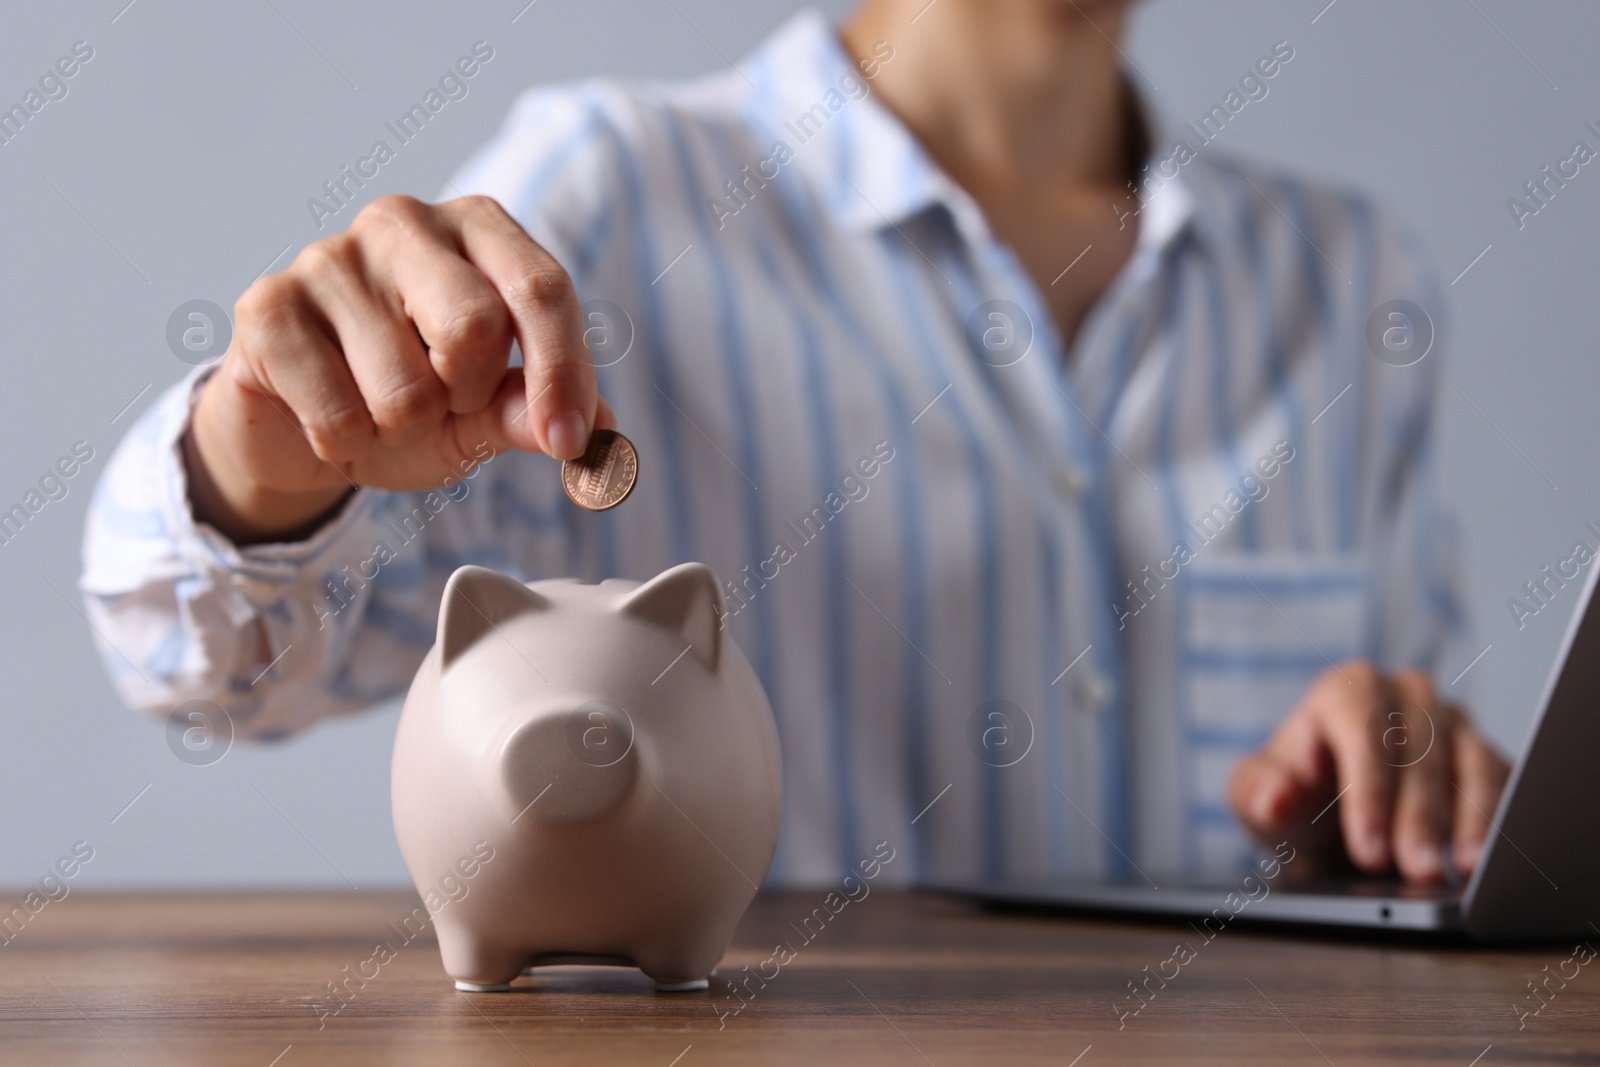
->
1295, 663, 1398, 873
445, 195, 598, 460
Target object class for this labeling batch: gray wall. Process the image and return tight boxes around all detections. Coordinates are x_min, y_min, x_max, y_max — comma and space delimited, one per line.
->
1, 0, 1594, 888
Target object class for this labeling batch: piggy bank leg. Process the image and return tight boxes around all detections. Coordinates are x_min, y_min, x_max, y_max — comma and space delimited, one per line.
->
455, 979, 515, 993
435, 921, 526, 992
632, 937, 725, 993
654, 978, 711, 993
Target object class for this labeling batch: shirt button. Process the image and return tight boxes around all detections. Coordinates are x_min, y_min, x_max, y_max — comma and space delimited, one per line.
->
228, 572, 283, 605
1074, 667, 1114, 714
1055, 465, 1091, 499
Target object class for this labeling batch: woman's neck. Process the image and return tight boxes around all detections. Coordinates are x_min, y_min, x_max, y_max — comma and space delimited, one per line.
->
840, 0, 1136, 197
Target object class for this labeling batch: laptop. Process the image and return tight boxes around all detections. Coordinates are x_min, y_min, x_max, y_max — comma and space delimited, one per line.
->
947, 549, 1600, 941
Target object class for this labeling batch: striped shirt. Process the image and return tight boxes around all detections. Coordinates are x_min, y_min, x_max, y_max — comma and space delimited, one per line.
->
81, 9, 1468, 887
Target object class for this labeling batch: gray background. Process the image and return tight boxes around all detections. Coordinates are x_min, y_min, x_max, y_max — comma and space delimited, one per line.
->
1, 0, 1595, 888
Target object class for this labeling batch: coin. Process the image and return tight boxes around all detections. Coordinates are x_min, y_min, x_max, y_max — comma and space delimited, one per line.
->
561, 429, 639, 511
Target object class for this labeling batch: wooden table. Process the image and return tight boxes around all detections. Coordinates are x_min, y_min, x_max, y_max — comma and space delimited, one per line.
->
2, 889, 1596, 1065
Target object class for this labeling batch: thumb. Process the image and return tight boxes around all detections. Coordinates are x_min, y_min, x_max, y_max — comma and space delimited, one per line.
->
440, 367, 546, 461
457, 370, 615, 464
496, 366, 553, 454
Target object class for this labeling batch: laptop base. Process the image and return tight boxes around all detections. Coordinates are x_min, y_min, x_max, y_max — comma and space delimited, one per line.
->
941, 877, 1462, 933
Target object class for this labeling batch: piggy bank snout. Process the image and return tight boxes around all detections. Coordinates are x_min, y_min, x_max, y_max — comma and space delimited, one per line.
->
497, 701, 639, 825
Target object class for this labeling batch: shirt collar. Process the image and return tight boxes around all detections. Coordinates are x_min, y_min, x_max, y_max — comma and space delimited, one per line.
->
1139, 107, 1234, 254
742, 9, 1227, 254
742, 8, 946, 232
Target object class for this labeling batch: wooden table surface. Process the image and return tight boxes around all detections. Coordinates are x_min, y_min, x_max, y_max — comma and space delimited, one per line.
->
1, 888, 1596, 1066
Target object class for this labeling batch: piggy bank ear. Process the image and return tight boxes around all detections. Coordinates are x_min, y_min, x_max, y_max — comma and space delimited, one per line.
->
617, 562, 725, 671
439, 566, 549, 668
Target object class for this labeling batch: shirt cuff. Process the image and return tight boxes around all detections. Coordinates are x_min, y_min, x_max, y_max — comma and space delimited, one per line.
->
156, 365, 387, 610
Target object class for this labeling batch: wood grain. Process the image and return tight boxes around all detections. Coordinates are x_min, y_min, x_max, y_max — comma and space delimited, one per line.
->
0, 889, 1595, 1065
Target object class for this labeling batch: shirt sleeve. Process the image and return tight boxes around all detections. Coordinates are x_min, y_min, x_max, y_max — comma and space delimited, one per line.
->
81, 367, 472, 738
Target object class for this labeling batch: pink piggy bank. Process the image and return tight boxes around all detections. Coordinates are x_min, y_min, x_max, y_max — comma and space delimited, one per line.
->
392, 562, 781, 991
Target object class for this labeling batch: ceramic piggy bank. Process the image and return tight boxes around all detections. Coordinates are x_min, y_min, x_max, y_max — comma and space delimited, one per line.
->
392, 562, 781, 992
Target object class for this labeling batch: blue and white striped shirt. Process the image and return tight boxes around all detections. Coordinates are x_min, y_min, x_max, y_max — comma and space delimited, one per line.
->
81, 9, 1468, 886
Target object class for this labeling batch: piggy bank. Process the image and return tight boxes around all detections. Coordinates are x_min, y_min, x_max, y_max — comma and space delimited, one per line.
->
392, 562, 781, 992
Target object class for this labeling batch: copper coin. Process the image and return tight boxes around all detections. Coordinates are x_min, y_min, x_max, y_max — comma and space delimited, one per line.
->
561, 429, 639, 511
